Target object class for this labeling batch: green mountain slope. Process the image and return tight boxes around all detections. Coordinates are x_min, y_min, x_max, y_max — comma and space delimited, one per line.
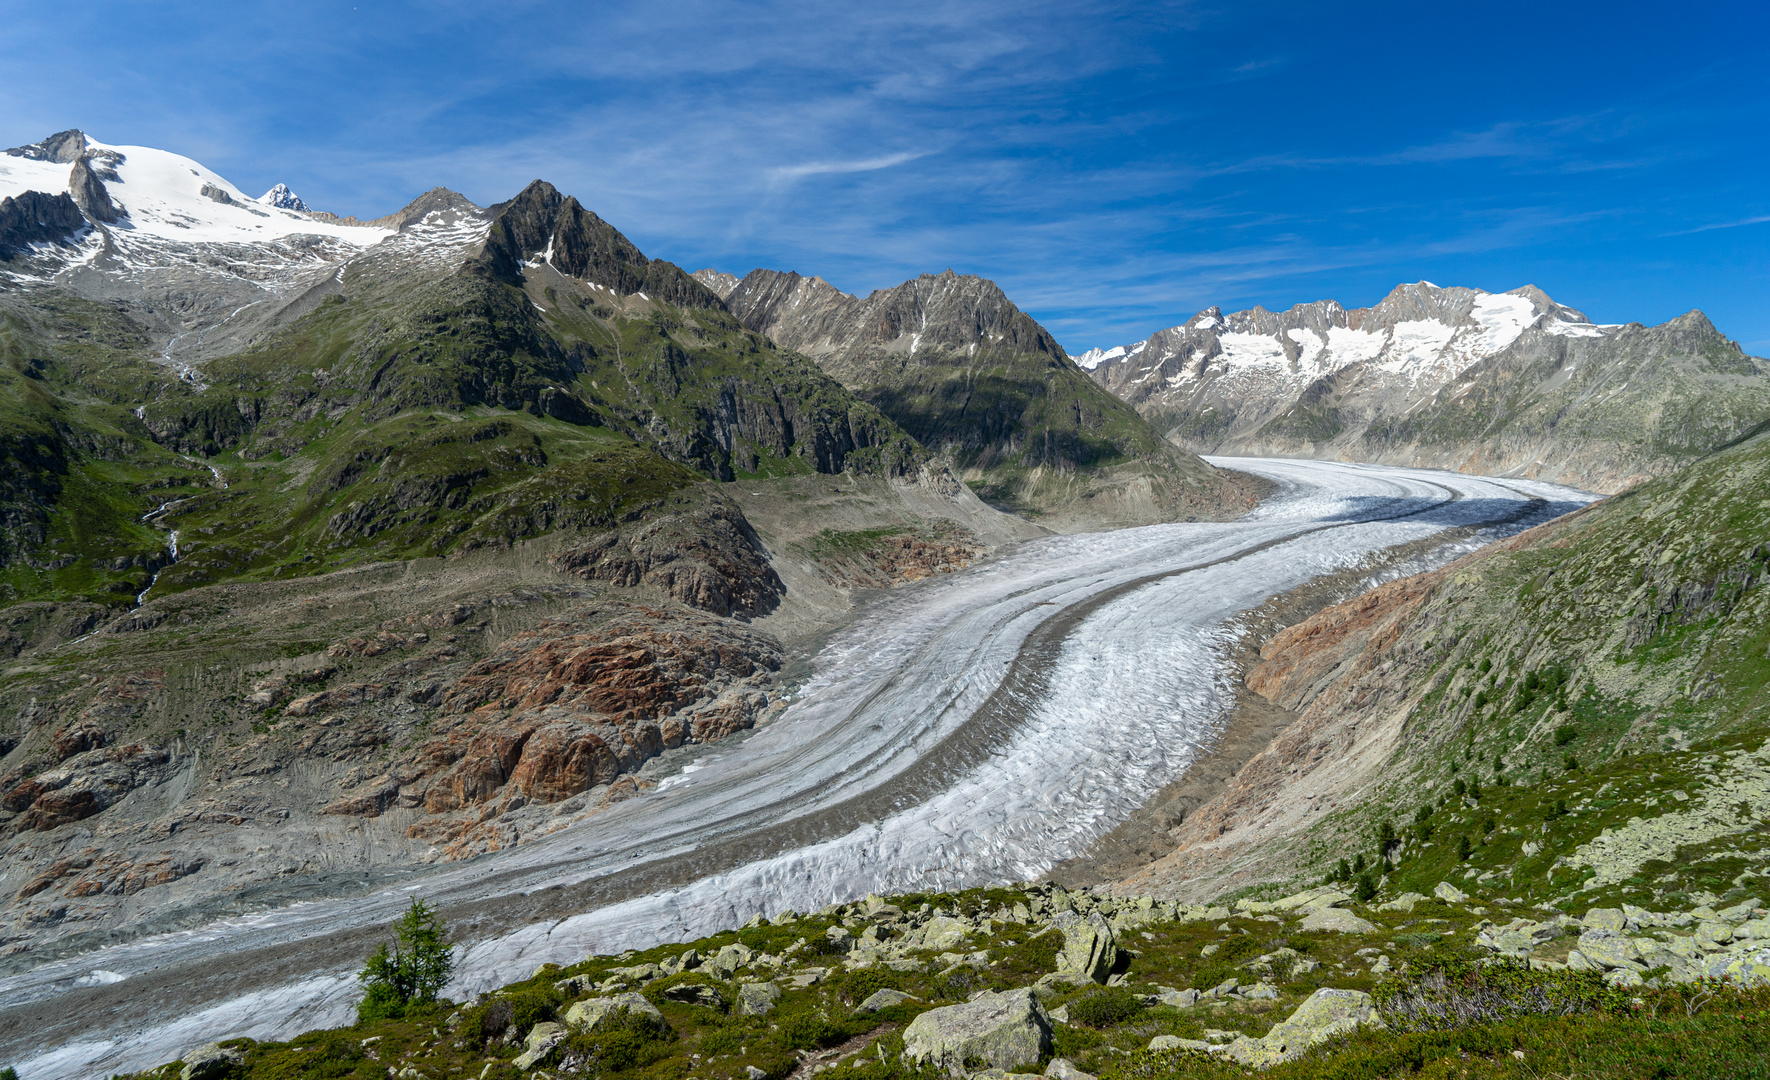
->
1124, 421, 1770, 912
0, 183, 924, 607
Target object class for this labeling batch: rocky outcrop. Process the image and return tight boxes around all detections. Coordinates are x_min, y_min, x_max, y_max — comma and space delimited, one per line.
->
552, 503, 784, 618
4, 129, 88, 163
0, 190, 87, 260
1215, 988, 1375, 1065
474, 181, 722, 309
69, 157, 122, 223
305, 600, 781, 851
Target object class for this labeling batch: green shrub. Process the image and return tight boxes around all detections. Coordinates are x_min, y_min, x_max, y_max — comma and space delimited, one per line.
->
559, 1006, 675, 1072
777, 1011, 848, 1051
836, 967, 903, 1007
1067, 986, 1147, 1028
1354, 872, 1378, 902
1556, 725, 1580, 746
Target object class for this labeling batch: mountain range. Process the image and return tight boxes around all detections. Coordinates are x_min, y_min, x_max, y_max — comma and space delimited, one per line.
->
1080, 283, 1770, 493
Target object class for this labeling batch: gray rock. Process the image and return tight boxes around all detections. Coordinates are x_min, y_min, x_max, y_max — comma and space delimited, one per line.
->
68, 157, 121, 223
5, 129, 87, 163
737, 981, 782, 1016
857, 987, 916, 1012
662, 982, 724, 1007
1298, 907, 1378, 934
1044, 1056, 1097, 1080
1052, 911, 1118, 983
1376, 892, 1428, 913
1157, 988, 1199, 1008
902, 987, 1053, 1075
563, 992, 667, 1032
180, 1042, 242, 1080
1219, 988, 1375, 1066
1583, 908, 1628, 932
1147, 1035, 1210, 1051
1575, 930, 1641, 969
513, 1021, 566, 1070
1433, 882, 1470, 903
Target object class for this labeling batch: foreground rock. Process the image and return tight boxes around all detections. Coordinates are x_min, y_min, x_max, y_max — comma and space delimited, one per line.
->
1217, 988, 1376, 1065
901, 987, 1053, 1074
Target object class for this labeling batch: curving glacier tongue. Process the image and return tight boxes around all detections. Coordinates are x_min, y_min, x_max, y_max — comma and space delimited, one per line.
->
2, 459, 1593, 1080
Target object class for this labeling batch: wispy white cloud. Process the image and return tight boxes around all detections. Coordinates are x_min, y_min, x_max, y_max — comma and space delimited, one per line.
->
1666, 214, 1770, 235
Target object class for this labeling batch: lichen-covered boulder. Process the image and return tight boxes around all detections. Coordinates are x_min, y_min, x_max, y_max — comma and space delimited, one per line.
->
1052, 911, 1118, 983
514, 1022, 566, 1070
902, 987, 1052, 1074
858, 987, 916, 1012
1044, 1056, 1098, 1080
1297, 907, 1377, 934
1219, 988, 1375, 1066
1433, 882, 1469, 903
180, 1043, 242, 1080
736, 981, 782, 1016
1576, 929, 1642, 969
1147, 1035, 1210, 1051
921, 915, 972, 951
563, 992, 667, 1032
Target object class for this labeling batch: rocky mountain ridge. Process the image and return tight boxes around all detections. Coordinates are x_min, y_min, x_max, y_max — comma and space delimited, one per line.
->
1082, 282, 1770, 493
707, 266, 1258, 526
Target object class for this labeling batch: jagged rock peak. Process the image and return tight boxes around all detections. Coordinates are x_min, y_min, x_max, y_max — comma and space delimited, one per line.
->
692, 268, 740, 299
725, 267, 1063, 363
475, 180, 724, 309
5, 129, 87, 163
259, 183, 308, 212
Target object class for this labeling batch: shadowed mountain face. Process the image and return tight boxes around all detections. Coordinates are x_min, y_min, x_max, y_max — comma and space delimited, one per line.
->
1081, 282, 1770, 494
719, 268, 1254, 523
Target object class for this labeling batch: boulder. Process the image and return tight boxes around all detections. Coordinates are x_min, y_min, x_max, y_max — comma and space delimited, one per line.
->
662, 982, 724, 1007
706, 942, 754, 978
1695, 922, 1734, 949
1218, 988, 1375, 1066
563, 992, 667, 1033
180, 1043, 243, 1080
1376, 892, 1428, 913
1433, 882, 1469, 903
1583, 908, 1628, 932
901, 987, 1053, 1075
736, 981, 781, 1016
1297, 907, 1377, 934
1157, 988, 1200, 1008
858, 987, 916, 1012
1147, 1035, 1210, 1051
1052, 911, 1118, 983
921, 915, 972, 951
513, 1022, 566, 1070
1044, 1057, 1097, 1080
1575, 930, 1641, 969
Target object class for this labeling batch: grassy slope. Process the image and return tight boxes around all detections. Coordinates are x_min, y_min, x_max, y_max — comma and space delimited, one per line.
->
1249, 424, 1770, 910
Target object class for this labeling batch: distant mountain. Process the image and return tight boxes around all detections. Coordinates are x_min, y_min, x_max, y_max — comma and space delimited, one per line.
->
1081, 282, 1770, 493
258, 182, 308, 211
717, 267, 1257, 525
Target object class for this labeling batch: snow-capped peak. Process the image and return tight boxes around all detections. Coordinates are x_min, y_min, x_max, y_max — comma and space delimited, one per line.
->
259, 183, 308, 212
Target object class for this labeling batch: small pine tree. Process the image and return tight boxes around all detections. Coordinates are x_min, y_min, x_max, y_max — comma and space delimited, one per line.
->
1353, 872, 1378, 903
1352, 852, 1366, 874
358, 898, 454, 1022
1336, 858, 1352, 883
1456, 834, 1473, 861
1564, 753, 1580, 771
1467, 777, 1482, 801
2, 1066, 18, 1080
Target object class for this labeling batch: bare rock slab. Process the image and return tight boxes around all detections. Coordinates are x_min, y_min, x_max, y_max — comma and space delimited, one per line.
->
902, 987, 1053, 1075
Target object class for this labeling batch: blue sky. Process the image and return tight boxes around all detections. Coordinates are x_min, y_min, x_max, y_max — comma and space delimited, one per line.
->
3, 0, 1767, 353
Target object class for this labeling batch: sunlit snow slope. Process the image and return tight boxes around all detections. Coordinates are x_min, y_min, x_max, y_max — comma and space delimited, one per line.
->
0, 459, 1592, 1080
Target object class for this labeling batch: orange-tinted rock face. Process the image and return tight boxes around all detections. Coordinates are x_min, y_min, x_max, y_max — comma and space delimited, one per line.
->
320, 602, 781, 834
